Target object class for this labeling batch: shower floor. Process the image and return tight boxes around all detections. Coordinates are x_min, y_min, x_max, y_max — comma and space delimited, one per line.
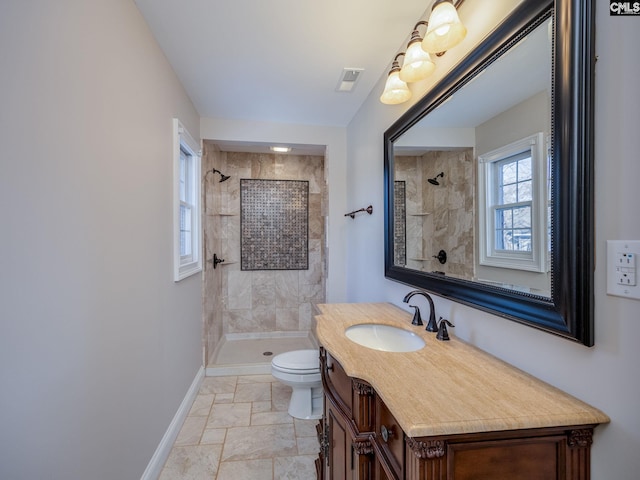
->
206, 332, 317, 377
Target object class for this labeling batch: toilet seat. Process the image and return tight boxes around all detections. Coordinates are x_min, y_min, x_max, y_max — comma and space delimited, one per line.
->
271, 349, 319, 374
270, 348, 323, 420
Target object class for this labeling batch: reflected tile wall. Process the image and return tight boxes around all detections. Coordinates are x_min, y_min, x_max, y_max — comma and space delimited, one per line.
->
202, 143, 326, 354
395, 156, 424, 271
395, 149, 474, 278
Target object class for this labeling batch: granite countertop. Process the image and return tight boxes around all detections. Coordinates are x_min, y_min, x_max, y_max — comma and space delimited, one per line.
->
314, 303, 609, 438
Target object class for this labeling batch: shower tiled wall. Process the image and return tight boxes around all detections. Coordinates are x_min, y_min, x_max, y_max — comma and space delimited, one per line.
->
202, 141, 326, 363
395, 148, 474, 279
202, 143, 224, 364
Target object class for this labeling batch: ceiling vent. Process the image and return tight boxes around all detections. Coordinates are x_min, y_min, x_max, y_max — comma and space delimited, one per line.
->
336, 68, 364, 92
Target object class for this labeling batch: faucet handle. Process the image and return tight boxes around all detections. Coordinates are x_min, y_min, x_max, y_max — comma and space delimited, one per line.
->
409, 305, 423, 326
436, 317, 454, 341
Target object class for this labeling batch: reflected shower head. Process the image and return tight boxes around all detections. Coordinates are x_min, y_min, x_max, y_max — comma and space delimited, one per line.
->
209, 168, 231, 183
428, 172, 444, 185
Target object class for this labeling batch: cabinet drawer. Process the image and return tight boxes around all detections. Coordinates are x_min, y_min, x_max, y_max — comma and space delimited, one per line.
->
375, 396, 403, 479
324, 351, 353, 414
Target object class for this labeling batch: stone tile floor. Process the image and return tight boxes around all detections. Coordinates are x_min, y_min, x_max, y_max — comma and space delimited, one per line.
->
159, 374, 319, 480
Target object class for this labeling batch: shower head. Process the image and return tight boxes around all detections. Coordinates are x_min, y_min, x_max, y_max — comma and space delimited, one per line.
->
428, 172, 444, 185
209, 168, 231, 183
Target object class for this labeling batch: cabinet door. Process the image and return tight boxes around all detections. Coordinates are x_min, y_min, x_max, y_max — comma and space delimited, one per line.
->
326, 397, 374, 480
327, 400, 351, 480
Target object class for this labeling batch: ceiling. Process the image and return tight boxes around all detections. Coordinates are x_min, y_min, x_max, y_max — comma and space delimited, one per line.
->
415, 17, 551, 129
133, 0, 430, 127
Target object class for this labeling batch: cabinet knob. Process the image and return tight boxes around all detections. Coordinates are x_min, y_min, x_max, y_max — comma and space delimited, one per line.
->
381, 424, 395, 443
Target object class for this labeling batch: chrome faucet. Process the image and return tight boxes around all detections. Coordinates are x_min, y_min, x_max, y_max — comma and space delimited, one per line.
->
402, 290, 438, 332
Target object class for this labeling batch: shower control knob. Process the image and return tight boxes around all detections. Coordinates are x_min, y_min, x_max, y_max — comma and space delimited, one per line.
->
433, 250, 447, 264
211, 253, 225, 268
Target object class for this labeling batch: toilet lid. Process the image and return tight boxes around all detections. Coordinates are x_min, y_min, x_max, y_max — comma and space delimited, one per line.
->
272, 349, 319, 371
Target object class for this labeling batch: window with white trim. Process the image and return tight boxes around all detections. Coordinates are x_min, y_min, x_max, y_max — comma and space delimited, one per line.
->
478, 133, 547, 272
173, 119, 201, 281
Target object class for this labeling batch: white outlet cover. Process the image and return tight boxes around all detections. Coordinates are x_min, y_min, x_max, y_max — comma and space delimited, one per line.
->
607, 240, 640, 300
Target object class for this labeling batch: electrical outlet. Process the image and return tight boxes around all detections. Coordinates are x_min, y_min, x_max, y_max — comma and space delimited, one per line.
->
607, 241, 640, 300
617, 267, 636, 286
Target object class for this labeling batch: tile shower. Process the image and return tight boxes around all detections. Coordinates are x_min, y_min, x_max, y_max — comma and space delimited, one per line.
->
201, 141, 326, 368
394, 148, 474, 279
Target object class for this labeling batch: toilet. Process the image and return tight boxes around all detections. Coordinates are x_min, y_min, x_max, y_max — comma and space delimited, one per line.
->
271, 349, 322, 420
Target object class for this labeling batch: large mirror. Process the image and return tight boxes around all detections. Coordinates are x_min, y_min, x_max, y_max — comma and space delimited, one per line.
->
384, 0, 595, 345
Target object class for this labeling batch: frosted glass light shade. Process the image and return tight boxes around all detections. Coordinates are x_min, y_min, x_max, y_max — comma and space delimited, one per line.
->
422, 1, 467, 53
380, 69, 411, 105
399, 40, 436, 82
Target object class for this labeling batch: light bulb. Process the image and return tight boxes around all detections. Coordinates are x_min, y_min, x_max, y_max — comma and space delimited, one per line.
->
380, 66, 411, 105
399, 40, 436, 83
422, 1, 467, 53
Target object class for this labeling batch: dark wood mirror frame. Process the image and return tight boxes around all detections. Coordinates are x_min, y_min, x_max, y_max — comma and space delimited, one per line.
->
384, 0, 595, 346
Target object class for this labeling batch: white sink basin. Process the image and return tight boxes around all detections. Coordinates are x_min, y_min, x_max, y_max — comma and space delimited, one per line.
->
344, 323, 425, 352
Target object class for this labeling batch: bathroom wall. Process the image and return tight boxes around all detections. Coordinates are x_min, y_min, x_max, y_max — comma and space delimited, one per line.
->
202, 143, 326, 361
395, 149, 474, 278
345, 2, 640, 478
0, 0, 202, 478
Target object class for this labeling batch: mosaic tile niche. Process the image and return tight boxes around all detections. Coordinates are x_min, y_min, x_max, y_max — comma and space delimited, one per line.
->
201, 143, 326, 352
240, 179, 309, 270
394, 181, 406, 266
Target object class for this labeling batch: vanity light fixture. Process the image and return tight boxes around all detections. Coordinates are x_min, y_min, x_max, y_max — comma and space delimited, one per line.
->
379, 0, 466, 105
399, 21, 436, 83
270, 146, 291, 153
380, 53, 412, 105
422, 0, 467, 54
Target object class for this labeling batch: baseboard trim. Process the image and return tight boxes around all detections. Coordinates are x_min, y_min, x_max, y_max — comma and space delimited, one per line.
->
140, 365, 204, 480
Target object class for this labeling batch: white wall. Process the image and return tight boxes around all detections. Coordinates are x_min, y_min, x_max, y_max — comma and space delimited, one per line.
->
346, 2, 640, 479
200, 117, 349, 304
0, 1, 202, 478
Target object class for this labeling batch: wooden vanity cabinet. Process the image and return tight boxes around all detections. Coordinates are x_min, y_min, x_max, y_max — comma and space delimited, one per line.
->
320, 347, 375, 480
319, 347, 598, 480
